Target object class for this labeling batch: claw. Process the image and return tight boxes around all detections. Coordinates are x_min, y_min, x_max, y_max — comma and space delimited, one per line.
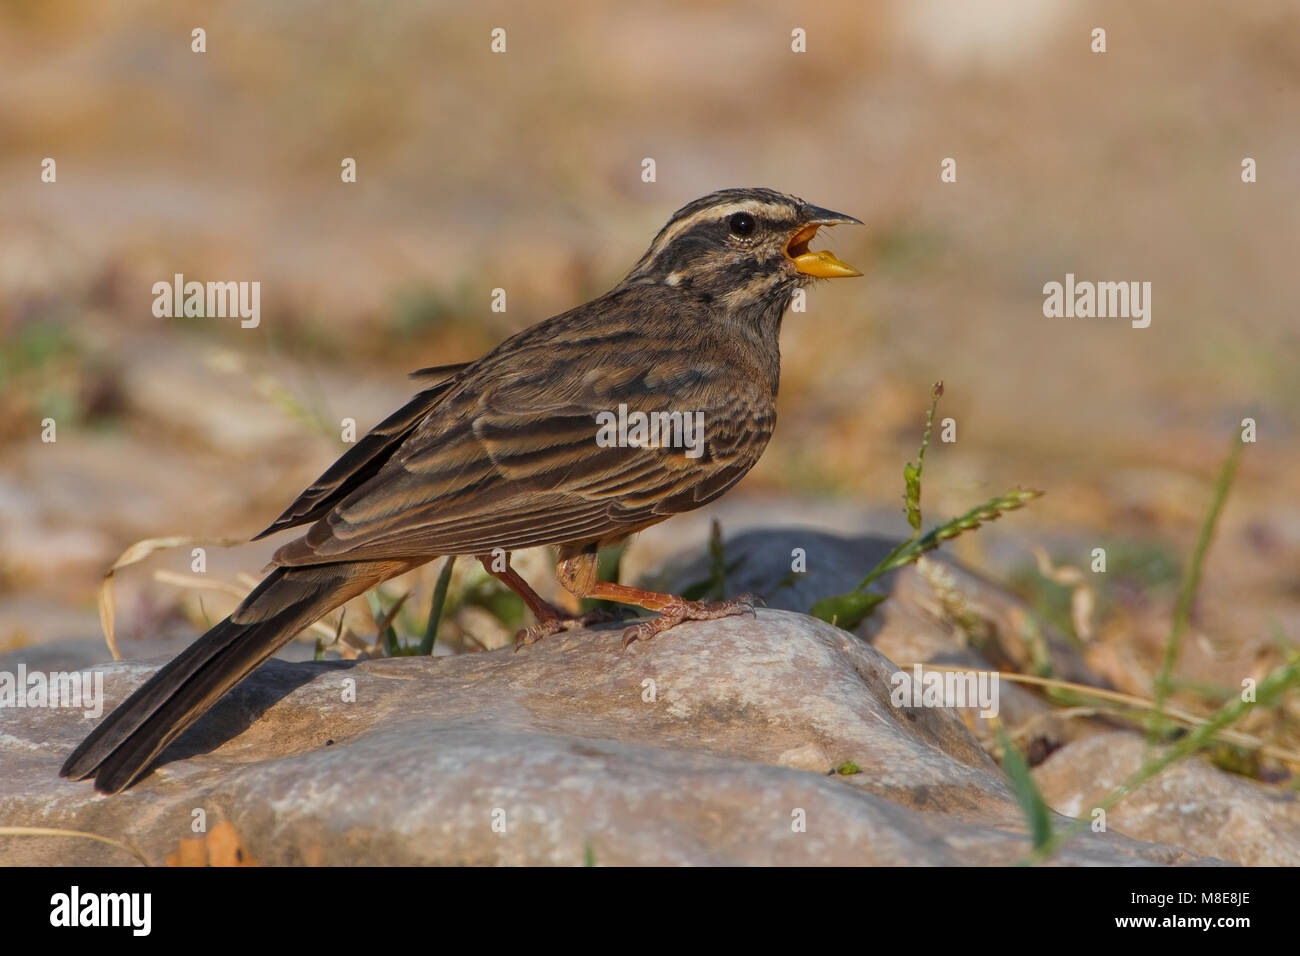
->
513, 607, 623, 651
620, 595, 756, 648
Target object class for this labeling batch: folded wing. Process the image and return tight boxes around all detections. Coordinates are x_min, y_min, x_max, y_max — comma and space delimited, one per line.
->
271, 348, 774, 565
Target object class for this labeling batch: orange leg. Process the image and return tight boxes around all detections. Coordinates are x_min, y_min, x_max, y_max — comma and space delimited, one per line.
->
556, 552, 756, 648
477, 553, 565, 620
477, 553, 618, 649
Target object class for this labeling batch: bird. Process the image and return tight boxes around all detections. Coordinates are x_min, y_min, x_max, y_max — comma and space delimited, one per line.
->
61, 186, 862, 793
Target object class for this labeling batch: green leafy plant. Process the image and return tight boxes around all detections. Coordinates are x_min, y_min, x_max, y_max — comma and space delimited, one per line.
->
811, 383, 1042, 630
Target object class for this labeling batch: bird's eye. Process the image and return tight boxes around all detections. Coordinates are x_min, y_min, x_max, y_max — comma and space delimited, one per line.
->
728, 212, 756, 237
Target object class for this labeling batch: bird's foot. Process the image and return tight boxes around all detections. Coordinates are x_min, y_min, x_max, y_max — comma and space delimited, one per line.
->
514, 607, 623, 651
621, 593, 759, 648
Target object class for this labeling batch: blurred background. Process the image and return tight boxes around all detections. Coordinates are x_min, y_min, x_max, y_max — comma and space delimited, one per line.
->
1, 1, 1297, 706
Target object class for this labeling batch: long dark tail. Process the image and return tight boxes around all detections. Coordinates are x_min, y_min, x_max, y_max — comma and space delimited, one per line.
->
62, 558, 417, 793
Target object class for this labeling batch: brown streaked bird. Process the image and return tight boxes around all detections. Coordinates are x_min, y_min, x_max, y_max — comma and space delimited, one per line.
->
62, 187, 862, 792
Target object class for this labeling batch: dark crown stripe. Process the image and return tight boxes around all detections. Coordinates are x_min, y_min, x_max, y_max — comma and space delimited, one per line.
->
627, 188, 804, 279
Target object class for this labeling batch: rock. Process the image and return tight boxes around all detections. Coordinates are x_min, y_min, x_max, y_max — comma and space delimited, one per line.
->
648, 525, 897, 610
660, 527, 1094, 678
1034, 731, 1300, 866
660, 527, 1110, 753
0, 610, 1210, 865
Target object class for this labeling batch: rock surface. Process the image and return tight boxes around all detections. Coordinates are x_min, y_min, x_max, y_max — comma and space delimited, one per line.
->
663, 527, 1109, 752
0, 610, 1208, 866
663, 527, 1093, 679
1034, 731, 1300, 867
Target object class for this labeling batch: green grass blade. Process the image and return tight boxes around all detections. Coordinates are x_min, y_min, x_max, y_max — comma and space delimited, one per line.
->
1026, 649, 1300, 864
905, 381, 944, 533
811, 489, 1043, 630
1149, 434, 1245, 741
995, 723, 1054, 853
419, 556, 456, 655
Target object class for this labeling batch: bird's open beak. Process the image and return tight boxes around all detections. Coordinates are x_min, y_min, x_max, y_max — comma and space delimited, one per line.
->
785, 205, 863, 278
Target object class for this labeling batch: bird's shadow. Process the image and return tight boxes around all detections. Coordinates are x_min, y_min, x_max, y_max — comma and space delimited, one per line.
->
150, 657, 357, 769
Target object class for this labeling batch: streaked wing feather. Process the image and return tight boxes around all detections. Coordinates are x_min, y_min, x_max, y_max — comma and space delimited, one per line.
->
252, 374, 464, 540
408, 361, 473, 381
272, 339, 774, 565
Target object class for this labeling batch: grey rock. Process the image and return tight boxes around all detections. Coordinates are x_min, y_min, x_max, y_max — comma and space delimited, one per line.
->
658, 526, 1092, 674
1, 610, 1211, 865
660, 527, 1108, 752
1034, 731, 1300, 866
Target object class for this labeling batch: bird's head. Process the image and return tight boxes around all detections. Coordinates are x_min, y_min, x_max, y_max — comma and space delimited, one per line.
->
623, 187, 862, 310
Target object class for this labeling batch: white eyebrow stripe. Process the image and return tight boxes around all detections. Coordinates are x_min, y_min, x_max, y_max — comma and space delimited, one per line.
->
645, 200, 797, 259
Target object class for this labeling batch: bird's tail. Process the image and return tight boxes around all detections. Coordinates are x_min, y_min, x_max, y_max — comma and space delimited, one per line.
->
61, 558, 417, 793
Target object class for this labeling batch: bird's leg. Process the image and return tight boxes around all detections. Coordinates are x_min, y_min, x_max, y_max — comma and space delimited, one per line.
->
476, 553, 617, 649
556, 552, 756, 649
